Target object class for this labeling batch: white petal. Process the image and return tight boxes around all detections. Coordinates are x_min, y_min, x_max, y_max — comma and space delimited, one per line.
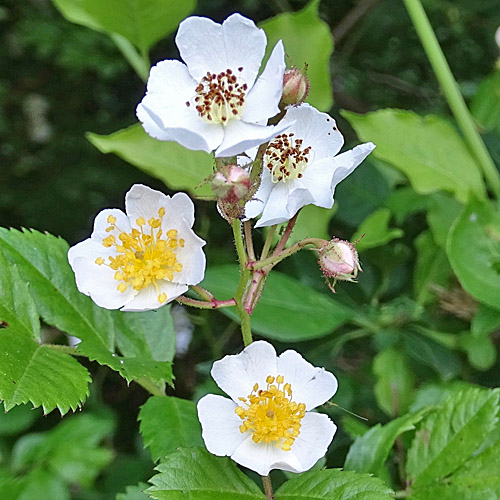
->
286, 412, 337, 472
125, 184, 171, 224
282, 104, 344, 159
197, 394, 246, 456
242, 41, 285, 123
211, 340, 278, 403
162, 192, 196, 228
254, 182, 294, 227
278, 349, 338, 410
244, 171, 274, 220
231, 437, 303, 476
177, 14, 265, 86
293, 157, 337, 209
120, 282, 186, 312
137, 60, 223, 152
217, 116, 293, 158
331, 142, 376, 189
90, 209, 131, 243
173, 220, 206, 285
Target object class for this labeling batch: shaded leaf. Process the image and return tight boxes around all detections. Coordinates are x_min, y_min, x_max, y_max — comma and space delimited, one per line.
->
352, 208, 403, 251
117, 483, 150, 500
138, 396, 202, 462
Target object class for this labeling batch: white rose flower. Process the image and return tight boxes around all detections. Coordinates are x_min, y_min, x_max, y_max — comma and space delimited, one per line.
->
137, 14, 288, 158
68, 184, 206, 312
197, 340, 338, 476
245, 103, 376, 227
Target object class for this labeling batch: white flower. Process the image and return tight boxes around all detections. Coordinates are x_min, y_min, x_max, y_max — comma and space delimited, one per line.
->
68, 184, 206, 312
137, 14, 288, 158
245, 103, 375, 227
197, 340, 337, 476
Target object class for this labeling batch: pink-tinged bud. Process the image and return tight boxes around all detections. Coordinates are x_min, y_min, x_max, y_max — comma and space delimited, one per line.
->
281, 67, 310, 107
318, 238, 361, 293
211, 165, 251, 205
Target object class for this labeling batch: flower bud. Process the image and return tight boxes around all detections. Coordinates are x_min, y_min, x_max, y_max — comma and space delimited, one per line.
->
211, 165, 251, 205
318, 238, 361, 293
281, 67, 310, 107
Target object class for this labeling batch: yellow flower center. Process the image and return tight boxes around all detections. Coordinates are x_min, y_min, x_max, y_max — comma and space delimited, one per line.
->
264, 133, 312, 183
189, 68, 248, 125
235, 375, 306, 451
95, 208, 184, 305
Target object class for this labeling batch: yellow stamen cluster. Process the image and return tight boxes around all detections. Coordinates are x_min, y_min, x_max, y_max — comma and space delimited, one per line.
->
264, 133, 312, 183
95, 209, 185, 305
191, 68, 247, 124
235, 375, 306, 451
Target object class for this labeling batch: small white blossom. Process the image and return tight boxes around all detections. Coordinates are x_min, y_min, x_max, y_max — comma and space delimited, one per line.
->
68, 184, 206, 312
245, 104, 375, 227
197, 340, 337, 476
137, 14, 288, 158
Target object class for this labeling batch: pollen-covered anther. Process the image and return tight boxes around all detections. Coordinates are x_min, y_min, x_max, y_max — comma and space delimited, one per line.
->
235, 374, 306, 451
264, 133, 312, 183
193, 69, 247, 124
96, 206, 184, 305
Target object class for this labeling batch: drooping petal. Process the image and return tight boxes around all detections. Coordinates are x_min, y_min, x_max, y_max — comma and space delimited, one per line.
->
211, 340, 278, 403
137, 60, 223, 152
231, 437, 302, 476
286, 412, 337, 472
172, 219, 206, 285
254, 181, 295, 227
282, 104, 344, 159
197, 394, 246, 456
177, 14, 266, 86
242, 41, 285, 123
215, 120, 290, 158
120, 281, 188, 312
331, 142, 376, 189
278, 349, 338, 410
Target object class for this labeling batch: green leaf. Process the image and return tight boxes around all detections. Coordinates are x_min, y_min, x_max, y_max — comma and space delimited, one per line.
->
458, 332, 496, 371
117, 483, 150, 500
471, 70, 500, 134
385, 186, 428, 224
414, 231, 451, 304
286, 205, 333, 246
275, 468, 393, 499
344, 409, 430, 476
373, 348, 415, 417
352, 208, 403, 251
0, 404, 42, 436
472, 304, 500, 337
260, 0, 333, 111
406, 387, 500, 488
0, 327, 90, 414
52, 0, 195, 53
0, 228, 172, 384
9, 469, 69, 500
147, 447, 263, 499
447, 196, 500, 312
0, 251, 40, 340
87, 125, 214, 197
201, 265, 353, 341
426, 193, 462, 248
138, 396, 203, 462
342, 109, 486, 202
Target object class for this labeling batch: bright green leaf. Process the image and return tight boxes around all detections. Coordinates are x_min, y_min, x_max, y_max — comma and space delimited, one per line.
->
147, 447, 264, 499
0, 327, 90, 415
286, 205, 333, 246
459, 332, 496, 371
87, 125, 214, 197
471, 70, 500, 134
275, 468, 393, 499
343, 109, 486, 202
472, 304, 500, 337
138, 396, 203, 462
373, 348, 415, 417
447, 196, 500, 312
201, 265, 354, 341
117, 483, 150, 500
352, 208, 403, 251
260, 0, 333, 111
345, 408, 430, 475
407, 387, 500, 488
414, 231, 451, 304
52, 0, 195, 53
0, 251, 40, 340
426, 193, 462, 248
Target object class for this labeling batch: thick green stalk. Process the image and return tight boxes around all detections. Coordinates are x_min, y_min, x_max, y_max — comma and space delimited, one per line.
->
403, 0, 500, 198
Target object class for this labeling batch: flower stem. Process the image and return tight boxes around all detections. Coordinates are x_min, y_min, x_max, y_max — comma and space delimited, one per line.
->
135, 377, 166, 397
176, 295, 236, 309
244, 221, 256, 261
403, 0, 499, 199
273, 212, 300, 256
261, 225, 277, 260
262, 476, 275, 500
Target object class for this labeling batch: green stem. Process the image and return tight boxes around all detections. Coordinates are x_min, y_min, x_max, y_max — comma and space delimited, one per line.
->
44, 344, 85, 356
110, 33, 150, 82
393, 490, 411, 499
176, 295, 236, 309
273, 212, 300, 256
135, 377, 165, 397
261, 225, 277, 260
403, 0, 499, 199
262, 475, 275, 500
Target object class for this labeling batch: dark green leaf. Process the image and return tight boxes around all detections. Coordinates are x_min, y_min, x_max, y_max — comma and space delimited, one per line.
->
343, 109, 486, 202
201, 265, 354, 341
147, 447, 263, 499
352, 208, 403, 251
0, 404, 42, 436
426, 193, 462, 248
117, 483, 150, 500
87, 125, 214, 197
138, 396, 203, 462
